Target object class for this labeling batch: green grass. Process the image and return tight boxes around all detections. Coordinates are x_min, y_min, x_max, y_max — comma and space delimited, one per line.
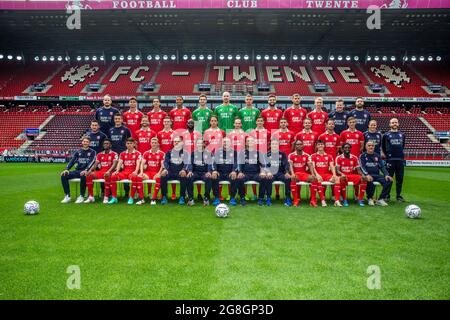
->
0, 164, 449, 299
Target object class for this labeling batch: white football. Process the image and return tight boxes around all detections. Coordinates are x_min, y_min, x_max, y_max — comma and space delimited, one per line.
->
215, 203, 229, 218
405, 204, 421, 219
24, 200, 40, 215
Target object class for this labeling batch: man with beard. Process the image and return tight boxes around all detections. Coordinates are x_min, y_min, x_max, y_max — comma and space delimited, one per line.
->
95, 94, 120, 135
349, 97, 371, 133
283, 93, 308, 134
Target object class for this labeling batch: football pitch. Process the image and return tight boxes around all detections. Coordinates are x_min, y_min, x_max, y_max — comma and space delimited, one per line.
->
0, 163, 449, 300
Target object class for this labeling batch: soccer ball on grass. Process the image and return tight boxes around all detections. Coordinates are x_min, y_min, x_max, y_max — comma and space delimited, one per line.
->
405, 204, 421, 219
24, 200, 40, 215
215, 203, 229, 218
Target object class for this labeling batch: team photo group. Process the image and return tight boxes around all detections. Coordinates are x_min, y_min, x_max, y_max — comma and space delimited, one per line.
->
60, 92, 406, 208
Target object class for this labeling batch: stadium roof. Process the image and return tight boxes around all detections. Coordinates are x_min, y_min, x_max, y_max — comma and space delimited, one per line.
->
1, 9, 450, 58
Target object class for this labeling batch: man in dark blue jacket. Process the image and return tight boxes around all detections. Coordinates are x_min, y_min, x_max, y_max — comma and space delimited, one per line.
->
109, 114, 132, 154
211, 138, 239, 206
328, 99, 349, 135
382, 117, 406, 202
235, 136, 269, 206
185, 138, 214, 206
265, 139, 292, 207
359, 141, 393, 206
364, 120, 383, 155
85, 120, 107, 154
349, 97, 371, 133
160, 136, 189, 205
60, 136, 96, 204
95, 94, 121, 135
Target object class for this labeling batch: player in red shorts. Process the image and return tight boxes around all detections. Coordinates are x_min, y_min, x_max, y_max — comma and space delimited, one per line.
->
261, 94, 283, 135
227, 118, 247, 152
169, 96, 191, 131
122, 97, 143, 138
318, 119, 341, 160
336, 143, 367, 207
135, 115, 157, 154
147, 97, 167, 134
340, 116, 364, 158
307, 97, 329, 134
157, 117, 174, 154
310, 140, 342, 207
271, 118, 295, 199
85, 139, 118, 204
136, 137, 165, 205
288, 139, 316, 207
295, 118, 319, 156
283, 93, 308, 134
108, 138, 142, 204
204, 115, 226, 154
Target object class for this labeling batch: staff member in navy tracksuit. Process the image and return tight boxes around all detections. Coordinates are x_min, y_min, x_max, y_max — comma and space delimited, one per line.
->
328, 98, 349, 135
185, 138, 214, 206
235, 136, 269, 206
359, 141, 393, 206
160, 136, 190, 205
211, 137, 240, 206
85, 120, 107, 154
382, 117, 406, 202
264, 139, 293, 207
349, 97, 371, 133
95, 94, 121, 135
364, 120, 383, 155
109, 114, 132, 154
60, 136, 96, 204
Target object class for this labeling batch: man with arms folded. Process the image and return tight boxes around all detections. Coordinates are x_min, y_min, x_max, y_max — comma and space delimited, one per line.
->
328, 98, 349, 135
192, 94, 213, 134
283, 93, 308, 134
95, 94, 120, 136
307, 97, 329, 134
214, 91, 239, 132
238, 94, 260, 133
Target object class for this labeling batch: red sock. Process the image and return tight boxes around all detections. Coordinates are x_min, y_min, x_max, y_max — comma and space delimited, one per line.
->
317, 183, 325, 201
310, 183, 317, 203
333, 184, 341, 201
152, 181, 160, 200
252, 184, 257, 196
291, 182, 298, 204
341, 181, 347, 201
219, 184, 223, 200
136, 176, 144, 199
86, 175, 94, 197
104, 178, 110, 198
171, 183, 176, 198
130, 176, 137, 199
111, 175, 118, 198
196, 183, 202, 196
275, 184, 280, 197
358, 182, 367, 201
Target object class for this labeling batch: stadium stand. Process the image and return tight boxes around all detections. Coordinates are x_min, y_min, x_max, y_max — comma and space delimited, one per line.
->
423, 114, 450, 132
0, 112, 50, 151
27, 113, 95, 152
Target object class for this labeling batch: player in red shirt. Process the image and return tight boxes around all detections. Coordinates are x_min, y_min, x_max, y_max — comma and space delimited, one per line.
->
135, 115, 157, 154
310, 140, 342, 207
147, 97, 167, 134
295, 118, 319, 155
227, 118, 247, 152
181, 118, 202, 154
249, 116, 269, 154
157, 117, 174, 154
288, 139, 316, 207
122, 97, 144, 138
85, 139, 118, 204
318, 119, 341, 160
136, 137, 165, 205
261, 94, 283, 135
307, 97, 329, 134
336, 143, 367, 207
169, 96, 192, 132
340, 116, 364, 157
204, 115, 225, 154
283, 93, 308, 134
109, 138, 141, 204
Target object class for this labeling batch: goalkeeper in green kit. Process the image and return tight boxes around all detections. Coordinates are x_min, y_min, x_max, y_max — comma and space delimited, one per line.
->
214, 91, 239, 133
238, 93, 260, 133
192, 94, 213, 134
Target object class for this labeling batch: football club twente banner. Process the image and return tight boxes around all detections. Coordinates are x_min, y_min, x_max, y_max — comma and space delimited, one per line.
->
1, 0, 450, 10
